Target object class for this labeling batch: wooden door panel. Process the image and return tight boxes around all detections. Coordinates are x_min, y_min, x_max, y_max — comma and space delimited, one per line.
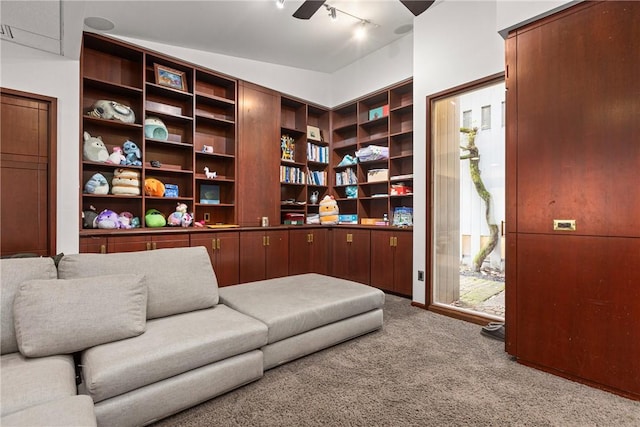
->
289, 229, 312, 275
1, 162, 48, 255
237, 83, 279, 227
151, 233, 190, 249
1, 90, 54, 256
107, 235, 150, 253
239, 231, 266, 283
215, 232, 240, 286
309, 228, 329, 275
348, 228, 371, 285
370, 231, 394, 292
265, 230, 288, 279
516, 234, 640, 395
514, 2, 640, 238
394, 232, 413, 296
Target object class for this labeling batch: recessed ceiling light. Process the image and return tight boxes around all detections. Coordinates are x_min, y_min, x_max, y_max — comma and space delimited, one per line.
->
394, 24, 413, 35
84, 17, 115, 31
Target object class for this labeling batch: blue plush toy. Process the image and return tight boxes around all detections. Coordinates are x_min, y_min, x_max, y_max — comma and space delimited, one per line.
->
123, 140, 142, 166
84, 173, 109, 195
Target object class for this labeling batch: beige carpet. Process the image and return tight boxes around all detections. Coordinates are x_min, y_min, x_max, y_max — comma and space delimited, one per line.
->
152, 294, 640, 426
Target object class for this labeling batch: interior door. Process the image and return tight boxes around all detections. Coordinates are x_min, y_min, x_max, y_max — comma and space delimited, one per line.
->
0, 88, 56, 256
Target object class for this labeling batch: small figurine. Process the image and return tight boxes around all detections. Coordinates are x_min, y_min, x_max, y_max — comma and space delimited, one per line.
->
204, 167, 217, 179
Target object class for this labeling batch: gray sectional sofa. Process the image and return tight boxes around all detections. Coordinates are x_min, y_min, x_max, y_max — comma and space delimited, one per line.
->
1, 246, 384, 427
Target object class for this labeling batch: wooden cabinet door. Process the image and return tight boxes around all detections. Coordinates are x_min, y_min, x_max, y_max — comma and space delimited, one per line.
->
265, 229, 289, 279
191, 232, 239, 287
289, 228, 328, 275
370, 231, 395, 292
309, 228, 329, 275
516, 234, 640, 397
393, 232, 413, 296
239, 230, 266, 283
289, 229, 312, 275
107, 235, 150, 253
331, 228, 370, 285
237, 82, 279, 227
370, 230, 412, 296
79, 236, 107, 254
151, 233, 190, 250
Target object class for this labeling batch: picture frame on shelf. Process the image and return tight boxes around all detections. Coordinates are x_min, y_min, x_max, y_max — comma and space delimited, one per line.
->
307, 125, 322, 142
200, 184, 220, 204
154, 64, 187, 91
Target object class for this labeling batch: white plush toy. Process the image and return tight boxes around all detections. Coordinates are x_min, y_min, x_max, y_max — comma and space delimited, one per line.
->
83, 131, 109, 162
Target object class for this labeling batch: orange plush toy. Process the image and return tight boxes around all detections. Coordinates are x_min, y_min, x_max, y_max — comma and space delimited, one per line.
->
319, 195, 339, 225
144, 178, 165, 197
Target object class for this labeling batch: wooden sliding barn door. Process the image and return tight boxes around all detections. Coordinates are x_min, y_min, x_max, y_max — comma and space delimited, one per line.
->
505, 1, 640, 400
0, 88, 57, 256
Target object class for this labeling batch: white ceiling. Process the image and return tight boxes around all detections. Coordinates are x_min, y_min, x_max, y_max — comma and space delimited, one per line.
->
1, 0, 429, 73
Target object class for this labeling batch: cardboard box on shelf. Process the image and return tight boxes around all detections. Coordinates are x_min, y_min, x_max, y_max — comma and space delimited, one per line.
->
367, 169, 389, 183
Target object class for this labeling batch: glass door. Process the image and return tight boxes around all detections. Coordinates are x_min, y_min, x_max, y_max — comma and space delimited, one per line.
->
430, 77, 505, 320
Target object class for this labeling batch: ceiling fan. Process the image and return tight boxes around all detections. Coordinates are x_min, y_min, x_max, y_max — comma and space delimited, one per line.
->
293, 0, 435, 20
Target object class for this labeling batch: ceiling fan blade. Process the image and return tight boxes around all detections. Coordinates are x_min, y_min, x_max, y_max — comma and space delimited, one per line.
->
293, 0, 326, 19
399, 0, 435, 16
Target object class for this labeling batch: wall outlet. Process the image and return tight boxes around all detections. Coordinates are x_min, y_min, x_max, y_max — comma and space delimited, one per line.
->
418, 270, 425, 281
203, 213, 210, 222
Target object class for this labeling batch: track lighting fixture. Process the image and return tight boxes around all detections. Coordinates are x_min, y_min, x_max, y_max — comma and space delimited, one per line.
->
322, 3, 377, 39
354, 21, 367, 40
276, 0, 285, 10
328, 6, 337, 21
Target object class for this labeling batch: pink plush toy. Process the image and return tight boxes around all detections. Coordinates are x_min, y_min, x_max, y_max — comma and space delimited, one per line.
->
106, 146, 126, 165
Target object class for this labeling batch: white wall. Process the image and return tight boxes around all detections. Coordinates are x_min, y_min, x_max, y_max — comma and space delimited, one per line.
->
411, 0, 574, 304
330, 34, 413, 107
114, 35, 334, 107
0, 41, 80, 254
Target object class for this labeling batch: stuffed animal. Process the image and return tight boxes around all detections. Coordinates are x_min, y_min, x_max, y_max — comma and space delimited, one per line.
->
167, 203, 188, 226
96, 209, 121, 229
181, 212, 193, 228
83, 131, 109, 162
118, 211, 134, 229
123, 140, 142, 166
111, 168, 140, 196
319, 195, 339, 225
145, 209, 166, 228
204, 167, 217, 179
106, 146, 126, 165
144, 116, 168, 140
82, 205, 98, 229
84, 173, 109, 195
87, 100, 135, 124
144, 178, 165, 197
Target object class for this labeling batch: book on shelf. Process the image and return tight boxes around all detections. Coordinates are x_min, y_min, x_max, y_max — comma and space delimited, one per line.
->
335, 167, 357, 186
307, 143, 329, 163
307, 170, 327, 186
280, 165, 305, 184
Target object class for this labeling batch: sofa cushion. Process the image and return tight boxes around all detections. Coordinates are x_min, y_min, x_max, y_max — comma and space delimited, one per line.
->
81, 304, 268, 402
58, 246, 218, 319
219, 273, 385, 343
13, 274, 147, 357
0, 352, 77, 416
0, 257, 57, 355
1, 395, 96, 427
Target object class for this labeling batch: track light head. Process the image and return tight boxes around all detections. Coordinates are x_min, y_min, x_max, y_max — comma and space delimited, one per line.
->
276, 0, 285, 10
329, 7, 337, 21
354, 21, 367, 40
